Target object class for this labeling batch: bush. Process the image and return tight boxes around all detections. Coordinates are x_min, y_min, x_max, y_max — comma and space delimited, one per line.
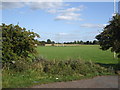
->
1, 23, 40, 67
31, 58, 114, 76
2, 57, 116, 88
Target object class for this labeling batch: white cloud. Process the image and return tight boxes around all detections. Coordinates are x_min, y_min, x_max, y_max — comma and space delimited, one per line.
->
103, 24, 108, 27
80, 23, 105, 28
63, 5, 84, 12
55, 13, 82, 21
64, 7, 80, 12
26, 2, 83, 21
57, 32, 69, 36
56, 32, 81, 37
54, 5, 85, 21
0, 2, 84, 21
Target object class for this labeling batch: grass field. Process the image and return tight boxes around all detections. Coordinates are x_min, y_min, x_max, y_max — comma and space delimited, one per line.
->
37, 45, 118, 64
3, 45, 118, 88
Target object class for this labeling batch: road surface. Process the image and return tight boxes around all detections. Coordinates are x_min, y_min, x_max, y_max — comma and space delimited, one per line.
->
31, 75, 119, 88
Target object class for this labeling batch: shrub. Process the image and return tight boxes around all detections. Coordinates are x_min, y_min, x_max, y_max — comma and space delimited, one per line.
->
2, 57, 115, 88
1, 23, 40, 67
31, 57, 114, 76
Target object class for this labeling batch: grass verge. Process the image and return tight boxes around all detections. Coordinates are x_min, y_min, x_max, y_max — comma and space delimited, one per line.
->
2, 57, 117, 88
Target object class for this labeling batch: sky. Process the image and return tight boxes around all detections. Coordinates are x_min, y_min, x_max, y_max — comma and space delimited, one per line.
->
1, 1, 119, 42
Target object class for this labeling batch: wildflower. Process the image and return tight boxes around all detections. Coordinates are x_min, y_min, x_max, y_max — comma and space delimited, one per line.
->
35, 44, 37, 46
12, 61, 15, 64
56, 78, 59, 80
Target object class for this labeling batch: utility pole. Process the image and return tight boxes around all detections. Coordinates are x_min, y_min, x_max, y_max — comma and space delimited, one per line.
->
118, 0, 120, 14
113, 0, 116, 59
114, 0, 116, 14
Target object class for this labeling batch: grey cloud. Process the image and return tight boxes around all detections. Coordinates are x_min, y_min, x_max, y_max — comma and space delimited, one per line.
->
0, 2, 25, 9
0, 2, 64, 10
28, 2, 63, 10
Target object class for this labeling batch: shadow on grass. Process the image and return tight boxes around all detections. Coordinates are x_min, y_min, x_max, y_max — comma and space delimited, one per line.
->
95, 63, 120, 72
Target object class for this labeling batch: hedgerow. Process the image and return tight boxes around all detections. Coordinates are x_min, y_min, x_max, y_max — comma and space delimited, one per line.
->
1, 23, 40, 67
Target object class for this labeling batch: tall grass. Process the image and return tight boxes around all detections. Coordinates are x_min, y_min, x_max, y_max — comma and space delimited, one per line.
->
2, 56, 116, 88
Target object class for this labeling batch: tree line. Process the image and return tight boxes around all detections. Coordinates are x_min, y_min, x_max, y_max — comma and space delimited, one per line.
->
64, 40, 99, 45
38, 39, 99, 46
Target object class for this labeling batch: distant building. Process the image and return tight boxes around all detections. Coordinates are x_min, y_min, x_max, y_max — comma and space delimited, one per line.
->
118, 1, 120, 14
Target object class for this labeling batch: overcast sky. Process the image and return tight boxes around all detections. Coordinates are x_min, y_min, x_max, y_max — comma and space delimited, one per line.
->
1, 1, 119, 42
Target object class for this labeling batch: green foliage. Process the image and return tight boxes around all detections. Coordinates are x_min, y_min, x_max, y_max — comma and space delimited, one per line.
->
40, 59, 112, 76
96, 14, 120, 58
2, 58, 115, 88
1, 23, 40, 66
64, 40, 99, 45
46, 39, 51, 44
38, 41, 46, 46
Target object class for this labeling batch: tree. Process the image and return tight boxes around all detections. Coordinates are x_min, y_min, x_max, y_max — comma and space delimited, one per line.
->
85, 41, 90, 44
47, 39, 51, 44
93, 40, 98, 45
76, 41, 80, 44
96, 14, 120, 58
2, 23, 40, 65
51, 41, 55, 44
73, 41, 77, 44
39, 41, 46, 46
80, 40, 84, 44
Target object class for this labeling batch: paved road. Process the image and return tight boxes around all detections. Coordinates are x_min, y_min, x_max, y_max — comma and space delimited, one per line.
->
31, 75, 119, 88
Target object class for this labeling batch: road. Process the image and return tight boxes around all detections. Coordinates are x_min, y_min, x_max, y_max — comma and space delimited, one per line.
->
31, 75, 119, 88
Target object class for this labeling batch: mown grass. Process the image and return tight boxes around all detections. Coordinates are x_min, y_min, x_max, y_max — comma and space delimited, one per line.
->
37, 45, 118, 64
